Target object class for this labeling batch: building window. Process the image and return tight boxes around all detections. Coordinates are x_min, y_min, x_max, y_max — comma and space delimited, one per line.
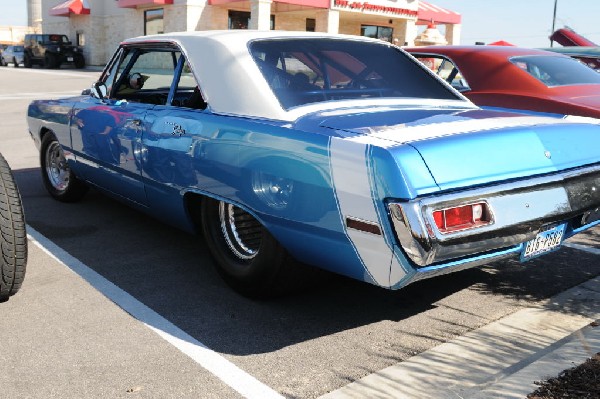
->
361, 25, 393, 43
144, 8, 164, 35
228, 11, 274, 30
306, 18, 315, 32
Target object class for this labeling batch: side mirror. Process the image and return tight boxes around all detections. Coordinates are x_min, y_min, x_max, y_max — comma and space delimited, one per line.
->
90, 82, 107, 100
128, 72, 144, 90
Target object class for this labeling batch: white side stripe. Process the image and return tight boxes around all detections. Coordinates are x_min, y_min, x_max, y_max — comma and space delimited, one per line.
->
369, 116, 597, 144
330, 138, 406, 287
27, 226, 284, 399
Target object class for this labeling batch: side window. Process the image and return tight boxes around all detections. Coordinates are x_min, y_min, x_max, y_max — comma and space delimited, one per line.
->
414, 55, 470, 92
101, 48, 126, 96
99, 46, 206, 109
109, 49, 179, 105
171, 60, 207, 110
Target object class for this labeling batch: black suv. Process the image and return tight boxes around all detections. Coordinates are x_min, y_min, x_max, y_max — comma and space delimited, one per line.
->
23, 34, 85, 69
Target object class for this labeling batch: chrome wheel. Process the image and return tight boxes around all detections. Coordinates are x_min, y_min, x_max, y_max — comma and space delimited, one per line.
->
44, 141, 70, 193
218, 202, 262, 260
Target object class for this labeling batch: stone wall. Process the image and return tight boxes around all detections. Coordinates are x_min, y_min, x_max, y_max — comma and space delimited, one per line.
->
0, 26, 36, 44
37, 0, 456, 65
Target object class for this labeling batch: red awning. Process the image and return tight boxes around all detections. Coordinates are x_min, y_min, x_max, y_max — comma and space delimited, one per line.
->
417, 1, 461, 25
208, 0, 328, 7
49, 0, 90, 16
117, 0, 173, 8
489, 40, 515, 46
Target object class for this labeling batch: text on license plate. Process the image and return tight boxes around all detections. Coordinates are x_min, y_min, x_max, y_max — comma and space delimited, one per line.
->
67, 57, 74, 62
522, 223, 566, 260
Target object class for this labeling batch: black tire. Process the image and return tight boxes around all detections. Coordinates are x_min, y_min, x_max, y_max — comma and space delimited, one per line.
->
201, 197, 301, 298
23, 54, 32, 68
0, 153, 27, 302
74, 55, 85, 69
44, 53, 57, 69
40, 133, 88, 202
0, 57, 5, 67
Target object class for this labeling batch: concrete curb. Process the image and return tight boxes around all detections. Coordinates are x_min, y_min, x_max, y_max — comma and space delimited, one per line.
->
320, 277, 600, 399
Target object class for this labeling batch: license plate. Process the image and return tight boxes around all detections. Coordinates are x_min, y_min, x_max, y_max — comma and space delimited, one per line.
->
521, 223, 566, 260
67, 57, 74, 62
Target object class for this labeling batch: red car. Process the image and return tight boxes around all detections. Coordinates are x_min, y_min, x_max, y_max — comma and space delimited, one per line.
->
406, 45, 600, 118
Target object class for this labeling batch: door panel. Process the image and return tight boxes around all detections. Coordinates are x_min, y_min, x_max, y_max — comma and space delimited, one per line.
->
70, 97, 150, 205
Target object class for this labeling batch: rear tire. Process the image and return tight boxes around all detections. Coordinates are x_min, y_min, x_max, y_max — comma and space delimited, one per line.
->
74, 55, 85, 69
23, 54, 32, 68
201, 197, 301, 298
40, 133, 88, 202
44, 53, 57, 69
0, 153, 27, 301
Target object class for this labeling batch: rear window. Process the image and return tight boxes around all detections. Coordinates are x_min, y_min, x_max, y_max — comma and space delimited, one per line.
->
510, 55, 600, 87
44, 34, 70, 44
249, 38, 460, 109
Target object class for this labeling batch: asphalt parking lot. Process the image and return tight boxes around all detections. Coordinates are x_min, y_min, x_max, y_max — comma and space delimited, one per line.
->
1, 65, 599, 398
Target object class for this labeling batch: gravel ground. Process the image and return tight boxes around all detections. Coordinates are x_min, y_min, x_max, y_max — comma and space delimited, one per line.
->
527, 352, 600, 399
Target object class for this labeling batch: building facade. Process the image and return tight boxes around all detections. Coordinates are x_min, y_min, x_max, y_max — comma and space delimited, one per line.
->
37, 0, 460, 65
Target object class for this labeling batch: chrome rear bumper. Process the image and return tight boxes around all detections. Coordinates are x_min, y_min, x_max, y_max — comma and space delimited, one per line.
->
389, 164, 600, 267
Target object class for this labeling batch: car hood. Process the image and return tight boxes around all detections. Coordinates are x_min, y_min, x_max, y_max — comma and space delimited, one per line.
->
318, 107, 600, 192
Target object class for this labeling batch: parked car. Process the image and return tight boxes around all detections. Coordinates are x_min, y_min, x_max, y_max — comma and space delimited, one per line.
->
541, 46, 600, 71
0, 153, 27, 302
0, 45, 25, 67
23, 33, 85, 69
550, 27, 597, 47
27, 31, 600, 297
406, 45, 600, 118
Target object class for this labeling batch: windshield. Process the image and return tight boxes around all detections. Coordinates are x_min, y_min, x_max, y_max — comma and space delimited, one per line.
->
12, 46, 24, 52
249, 38, 460, 109
510, 55, 600, 87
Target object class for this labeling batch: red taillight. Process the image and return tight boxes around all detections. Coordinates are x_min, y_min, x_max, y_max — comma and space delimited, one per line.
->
432, 202, 491, 233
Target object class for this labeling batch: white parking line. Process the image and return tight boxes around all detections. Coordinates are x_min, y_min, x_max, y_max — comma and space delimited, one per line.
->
563, 241, 600, 255
0, 91, 82, 100
27, 225, 284, 399
0, 66, 100, 78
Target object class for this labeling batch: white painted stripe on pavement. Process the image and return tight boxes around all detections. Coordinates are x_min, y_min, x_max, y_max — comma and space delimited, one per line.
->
0, 67, 100, 78
0, 91, 81, 100
563, 241, 600, 255
26, 225, 284, 399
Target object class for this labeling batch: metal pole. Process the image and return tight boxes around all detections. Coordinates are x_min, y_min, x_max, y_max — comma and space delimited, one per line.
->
551, 0, 558, 47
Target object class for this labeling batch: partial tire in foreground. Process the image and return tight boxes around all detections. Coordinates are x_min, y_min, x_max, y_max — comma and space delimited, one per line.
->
0, 153, 27, 302
40, 133, 88, 202
201, 197, 313, 298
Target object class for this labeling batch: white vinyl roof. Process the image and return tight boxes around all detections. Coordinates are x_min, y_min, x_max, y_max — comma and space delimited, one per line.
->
123, 30, 472, 121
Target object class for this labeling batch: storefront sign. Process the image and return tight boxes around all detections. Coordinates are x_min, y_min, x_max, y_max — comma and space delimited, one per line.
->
333, 0, 418, 17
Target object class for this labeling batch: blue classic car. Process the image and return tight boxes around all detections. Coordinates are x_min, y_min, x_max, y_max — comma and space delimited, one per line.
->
27, 31, 600, 297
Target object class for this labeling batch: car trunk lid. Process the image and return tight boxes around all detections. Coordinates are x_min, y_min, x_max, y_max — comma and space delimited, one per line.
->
319, 108, 600, 191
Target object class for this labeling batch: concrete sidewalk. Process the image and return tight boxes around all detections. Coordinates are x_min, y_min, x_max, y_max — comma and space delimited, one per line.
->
321, 259, 600, 398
